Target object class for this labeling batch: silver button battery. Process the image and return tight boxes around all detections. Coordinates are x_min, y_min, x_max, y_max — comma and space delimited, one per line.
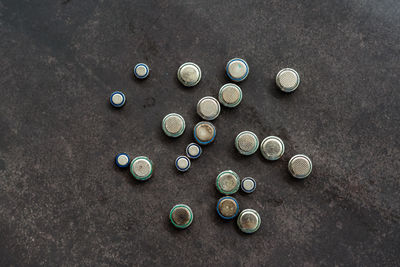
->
217, 196, 239, 220
130, 156, 154, 181
186, 143, 202, 159
241, 177, 256, 193
235, 131, 259, 155
237, 209, 261, 234
115, 153, 130, 168
226, 58, 249, 82
218, 83, 242, 108
276, 68, 300, 92
260, 136, 285, 160
175, 155, 191, 172
194, 121, 216, 145
288, 154, 312, 179
162, 113, 185, 138
177, 62, 201, 87
133, 63, 149, 79
216, 170, 240, 195
197, 96, 221, 121
110, 91, 126, 108
169, 204, 193, 229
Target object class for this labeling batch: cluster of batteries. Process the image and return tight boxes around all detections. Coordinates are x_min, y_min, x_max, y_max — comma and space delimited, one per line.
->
112, 59, 312, 234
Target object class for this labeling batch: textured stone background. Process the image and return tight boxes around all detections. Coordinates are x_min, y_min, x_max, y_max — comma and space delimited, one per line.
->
0, 0, 399, 266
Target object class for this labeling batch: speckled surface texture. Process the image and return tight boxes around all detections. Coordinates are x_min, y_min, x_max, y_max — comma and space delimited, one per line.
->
0, 0, 399, 266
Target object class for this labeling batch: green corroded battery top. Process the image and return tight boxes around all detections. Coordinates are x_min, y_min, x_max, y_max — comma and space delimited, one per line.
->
276, 68, 300, 93
218, 83, 242, 108
216, 170, 240, 195
162, 113, 186, 138
260, 136, 285, 161
235, 131, 259, 155
177, 62, 201, 87
237, 209, 261, 234
130, 156, 154, 181
169, 204, 193, 229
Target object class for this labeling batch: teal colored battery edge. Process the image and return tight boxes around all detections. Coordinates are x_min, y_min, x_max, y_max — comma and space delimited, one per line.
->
235, 131, 259, 155
169, 204, 193, 229
162, 113, 186, 138
130, 156, 153, 181
215, 170, 240, 195
218, 83, 243, 108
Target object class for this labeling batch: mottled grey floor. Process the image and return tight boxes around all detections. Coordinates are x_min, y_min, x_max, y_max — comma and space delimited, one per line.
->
0, 0, 399, 266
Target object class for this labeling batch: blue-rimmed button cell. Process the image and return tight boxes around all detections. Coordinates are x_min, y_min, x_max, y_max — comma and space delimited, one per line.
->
241, 177, 256, 193
110, 91, 126, 107
186, 143, 202, 159
193, 121, 216, 145
226, 58, 249, 82
134, 63, 149, 79
217, 196, 239, 220
175, 155, 191, 172
115, 153, 130, 168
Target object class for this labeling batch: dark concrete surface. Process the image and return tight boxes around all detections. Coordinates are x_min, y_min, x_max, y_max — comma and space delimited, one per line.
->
0, 0, 399, 266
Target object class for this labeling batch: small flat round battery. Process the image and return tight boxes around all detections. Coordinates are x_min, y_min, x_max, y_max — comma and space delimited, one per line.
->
241, 177, 256, 193
197, 96, 220, 121
130, 156, 154, 181
177, 62, 201, 87
260, 136, 285, 160
162, 113, 186, 138
216, 170, 240, 195
217, 196, 239, 220
186, 143, 202, 159
110, 91, 126, 107
276, 68, 300, 92
226, 58, 249, 82
133, 63, 150, 79
235, 131, 259, 155
218, 83, 242, 107
193, 121, 216, 145
115, 153, 130, 168
175, 156, 191, 172
237, 209, 261, 234
288, 154, 312, 179
169, 204, 193, 229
